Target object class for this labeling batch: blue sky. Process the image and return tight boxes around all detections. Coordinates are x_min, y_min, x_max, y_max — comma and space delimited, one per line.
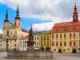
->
0, 3, 52, 31
0, 0, 80, 31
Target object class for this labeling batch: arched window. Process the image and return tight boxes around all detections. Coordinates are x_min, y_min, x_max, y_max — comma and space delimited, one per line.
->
73, 42, 76, 46
56, 42, 58, 46
70, 33, 72, 40
69, 41, 72, 47
73, 33, 75, 39
64, 42, 66, 46
60, 34, 62, 38
60, 42, 62, 47
64, 33, 66, 39
56, 34, 58, 39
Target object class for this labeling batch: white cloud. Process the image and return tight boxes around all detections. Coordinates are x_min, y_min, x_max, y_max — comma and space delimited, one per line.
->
32, 22, 54, 32
0, 0, 79, 22
0, 0, 64, 18
0, 0, 80, 32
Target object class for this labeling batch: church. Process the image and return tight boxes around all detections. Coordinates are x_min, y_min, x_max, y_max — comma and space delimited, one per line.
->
3, 6, 29, 51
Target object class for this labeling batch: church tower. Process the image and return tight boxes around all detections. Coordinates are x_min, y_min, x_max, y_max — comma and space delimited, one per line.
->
4, 10, 9, 30
73, 1, 78, 22
15, 6, 20, 29
27, 25, 34, 49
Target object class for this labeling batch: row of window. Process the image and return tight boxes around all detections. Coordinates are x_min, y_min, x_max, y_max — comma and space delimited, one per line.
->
34, 34, 51, 39
34, 36, 51, 40
7, 43, 27, 49
53, 33, 80, 39
52, 41, 76, 47
33, 33, 80, 41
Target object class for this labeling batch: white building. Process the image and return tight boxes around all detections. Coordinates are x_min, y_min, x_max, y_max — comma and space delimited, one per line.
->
3, 7, 29, 52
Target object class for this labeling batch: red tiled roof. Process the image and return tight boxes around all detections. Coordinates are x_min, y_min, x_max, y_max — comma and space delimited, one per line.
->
53, 21, 80, 32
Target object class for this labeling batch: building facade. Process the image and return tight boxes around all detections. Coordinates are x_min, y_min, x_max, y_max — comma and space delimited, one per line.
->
33, 31, 52, 51
0, 32, 6, 51
3, 7, 29, 52
52, 3, 80, 53
33, 32, 41, 50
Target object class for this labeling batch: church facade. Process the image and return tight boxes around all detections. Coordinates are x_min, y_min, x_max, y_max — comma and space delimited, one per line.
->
3, 7, 29, 51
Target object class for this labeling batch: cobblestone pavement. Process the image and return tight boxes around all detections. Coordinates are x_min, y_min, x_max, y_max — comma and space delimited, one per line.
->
0, 52, 80, 60
53, 53, 80, 60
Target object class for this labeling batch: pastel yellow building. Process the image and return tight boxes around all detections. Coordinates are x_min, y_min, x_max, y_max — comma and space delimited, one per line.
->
33, 31, 52, 51
51, 3, 80, 53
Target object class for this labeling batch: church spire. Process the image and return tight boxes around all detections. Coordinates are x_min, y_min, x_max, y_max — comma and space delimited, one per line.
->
27, 25, 34, 48
73, 1, 78, 22
15, 6, 20, 19
15, 5, 21, 28
4, 9, 9, 22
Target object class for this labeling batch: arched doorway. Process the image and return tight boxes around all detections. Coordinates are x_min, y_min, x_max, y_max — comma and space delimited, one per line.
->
72, 49, 76, 53
58, 49, 62, 53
